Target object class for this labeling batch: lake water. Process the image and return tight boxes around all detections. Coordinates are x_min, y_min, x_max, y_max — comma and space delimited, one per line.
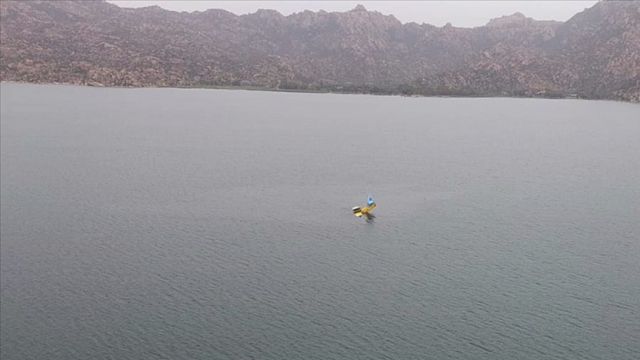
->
1, 83, 639, 360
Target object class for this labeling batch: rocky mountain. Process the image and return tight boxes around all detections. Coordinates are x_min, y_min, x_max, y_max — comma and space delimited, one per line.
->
1, 0, 638, 101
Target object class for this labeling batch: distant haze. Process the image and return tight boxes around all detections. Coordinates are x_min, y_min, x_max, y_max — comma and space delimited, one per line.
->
108, 0, 597, 27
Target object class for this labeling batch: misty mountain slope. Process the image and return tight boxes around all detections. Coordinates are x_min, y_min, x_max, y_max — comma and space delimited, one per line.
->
1, 0, 638, 101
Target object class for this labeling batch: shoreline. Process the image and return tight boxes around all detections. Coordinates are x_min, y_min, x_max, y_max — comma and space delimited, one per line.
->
1, 80, 636, 104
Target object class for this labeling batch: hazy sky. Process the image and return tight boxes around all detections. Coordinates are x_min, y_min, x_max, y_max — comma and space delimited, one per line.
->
108, 1, 597, 28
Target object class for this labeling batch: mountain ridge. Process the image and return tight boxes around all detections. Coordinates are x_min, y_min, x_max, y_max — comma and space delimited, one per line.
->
1, 0, 638, 101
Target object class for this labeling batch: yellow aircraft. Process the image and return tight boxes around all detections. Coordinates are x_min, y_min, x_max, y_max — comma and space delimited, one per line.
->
352, 196, 376, 220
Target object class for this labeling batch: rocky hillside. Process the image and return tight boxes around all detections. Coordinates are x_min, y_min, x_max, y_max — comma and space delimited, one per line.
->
1, 0, 638, 101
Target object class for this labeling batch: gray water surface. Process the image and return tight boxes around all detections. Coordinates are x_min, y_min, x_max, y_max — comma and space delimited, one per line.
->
1, 83, 639, 360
